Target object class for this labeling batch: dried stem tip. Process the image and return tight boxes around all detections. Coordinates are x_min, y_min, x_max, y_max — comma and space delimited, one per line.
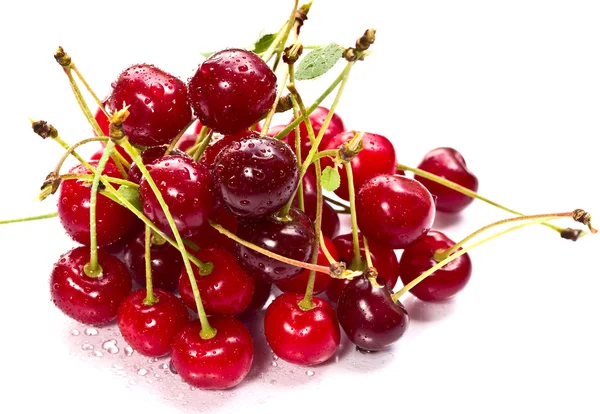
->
276, 95, 293, 113
329, 262, 347, 279
54, 46, 72, 67
560, 228, 583, 241
572, 209, 597, 233
31, 120, 58, 139
283, 44, 304, 64
356, 29, 376, 52
40, 172, 61, 200
108, 106, 130, 143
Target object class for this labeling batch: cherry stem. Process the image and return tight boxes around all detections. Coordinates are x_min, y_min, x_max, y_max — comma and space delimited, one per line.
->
319, 233, 336, 264
192, 131, 213, 162
345, 163, 363, 270
52, 137, 106, 175
121, 140, 216, 340
186, 126, 209, 157
261, 70, 290, 135
71, 64, 106, 116
0, 211, 58, 225
85, 140, 115, 278
165, 118, 196, 155
210, 221, 331, 275
60, 62, 103, 138
362, 236, 374, 269
392, 217, 557, 302
262, 0, 300, 63
433, 212, 575, 262
143, 225, 158, 306
289, 69, 305, 211
60, 174, 136, 188
396, 163, 573, 237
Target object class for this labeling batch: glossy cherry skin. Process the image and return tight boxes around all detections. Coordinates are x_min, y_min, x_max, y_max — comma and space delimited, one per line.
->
275, 236, 338, 295
398, 230, 472, 302
212, 134, 299, 218
190, 205, 238, 252
188, 49, 277, 134
139, 154, 213, 238
50, 247, 132, 325
179, 248, 254, 315
127, 146, 188, 184
117, 289, 189, 357
58, 161, 135, 246
356, 174, 435, 250
200, 132, 248, 169
123, 229, 183, 291
235, 207, 315, 282
415, 147, 479, 213
282, 106, 345, 161
322, 131, 397, 201
264, 293, 340, 366
170, 316, 254, 390
107, 64, 192, 147
326, 232, 399, 304
337, 277, 409, 351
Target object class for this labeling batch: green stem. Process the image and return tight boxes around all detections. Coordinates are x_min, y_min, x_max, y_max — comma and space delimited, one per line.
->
63, 67, 103, 137
310, 149, 339, 162
262, 0, 299, 63
0, 212, 58, 225
319, 233, 336, 264
143, 226, 158, 305
72, 64, 106, 116
60, 174, 137, 188
192, 131, 213, 162
362, 235, 374, 269
346, 163, 362, 269
261, 70, 290, 135
53, 137, 106, 175
165, 119, 195, 155
122, 140, 216, 340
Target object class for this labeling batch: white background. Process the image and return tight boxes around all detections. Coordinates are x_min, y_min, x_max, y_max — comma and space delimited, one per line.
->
1, 1, 599, 413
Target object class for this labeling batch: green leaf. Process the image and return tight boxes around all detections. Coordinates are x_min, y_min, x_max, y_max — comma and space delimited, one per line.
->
253, 33, 278, 54
321, 166, 341, 192
116, 185, 142, 212
199, 51, 214, 58
295, 43, 344, 80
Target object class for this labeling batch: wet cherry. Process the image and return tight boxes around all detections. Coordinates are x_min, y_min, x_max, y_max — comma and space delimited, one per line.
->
127, 146, 188, 184
189, 205, 238, 252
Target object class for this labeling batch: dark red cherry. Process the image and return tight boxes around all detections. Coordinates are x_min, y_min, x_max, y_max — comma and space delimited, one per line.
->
58, 161, 135, 246
326, 232, 399, 304
243, 278, 272, 312
415, 147, 479, 213
212, 134, 299, 218
179, 248, 254, 315
200, 132, 246, 169
275, 236, 338, 295
235, 207, 315, 283
103, 219, 144, 256
188, 49, 277, 134
356, 174, 435, 249
322, 131, 397, 201
170, 316, 254, 390
93, 106, 110, 136
123, 229, 183, 291
282, 106, 345, 161
107, 64, 192, 147
50, 247, 132, 325
264, 293, 340, 366
127, 146, 188, 184
337, 277, 409, 352
117, 289, 189, 357
189, 205, 238, 252
139, 154, 213, 238
398, 230, 472, 302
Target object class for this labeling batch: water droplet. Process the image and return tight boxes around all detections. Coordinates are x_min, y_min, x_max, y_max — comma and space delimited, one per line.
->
306, 370, 315, 376
137, 369, 148, 376
102, 339, 119, 354
92, 351, 103, 357
270, 379, 277, 385
189, 386, 196, 391
148, 357, 158, 363
272, 355, 279, 360
124, 346, 134, 357
160, 363, 169, 370
271, 361, 278, 367
82, 343, 94, 351
112, 364, 124, 370
84, 327, 98, 336
70, 329, 80, 336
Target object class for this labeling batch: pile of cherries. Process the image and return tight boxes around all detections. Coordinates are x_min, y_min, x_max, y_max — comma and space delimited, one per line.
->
41, 31, 495, 391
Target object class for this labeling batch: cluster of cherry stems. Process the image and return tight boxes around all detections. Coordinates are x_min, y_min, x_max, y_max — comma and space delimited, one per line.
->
6, 1, 595, 391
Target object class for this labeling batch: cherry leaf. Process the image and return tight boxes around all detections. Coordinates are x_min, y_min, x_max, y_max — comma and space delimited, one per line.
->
295, 43, 344, 80
116, 185, 142, 212
321, 165, 341, 192
253, 33, 278, 54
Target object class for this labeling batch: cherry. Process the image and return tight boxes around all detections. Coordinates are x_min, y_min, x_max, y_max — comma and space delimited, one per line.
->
356, 174, 435, 250
170, 316, 254, 390
139, 154, 213, 238
414, 147, 479, 213
282, 106, 345, 161
200, 132, 249, 169
175, 134, 198, 152
190, 205, 238, 252
123, 229, 183, 291
398, 230, 472, 302
212, 134, 299, 218
264, 293, 340, 366
235, 207, 315, 283
322, 131, 397, 201
107, 63, 192, 147
58, 161, 135, 246
326, 232, 399, 304
179, 248, 254, 315
293, 168, 340, 239
93, 106, 110, 136
275, 236, 338, 295
50, 247, 132, 325
188, 49, 277, 134
337, 277, 409, 352
127, 145, 188, 184
117, 289, 189, 357
243, 278, 272, 312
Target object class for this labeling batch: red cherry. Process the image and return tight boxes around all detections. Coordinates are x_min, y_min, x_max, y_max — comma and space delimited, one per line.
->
398, 230, 472, 302
326, 232, 399, 304
337, 277, 409, 352
275, 236, 338, 295
200, 132, 248, 168
50, 247, 132, 325
175, 134, 197, 152
117, 289, 189, 357
123, 229, 183, 291
190, 205, 238, 252
212, 134, 299, 218
356, 174, 435, 249
415, 147, 479, 213
58, 161, 135, 246
264, 293, 340, 366
188, 49, 277, 134
93, 107, 110, 136
322, 131, 397, 201
235, 207, 315, 283
107, 64, 192, 147
139, 154, 213, 238
127, 146, 189, 185
282, 106, 345, 161
179, 248, 254, 315
170, 316, 254, 390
